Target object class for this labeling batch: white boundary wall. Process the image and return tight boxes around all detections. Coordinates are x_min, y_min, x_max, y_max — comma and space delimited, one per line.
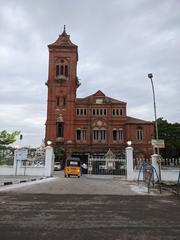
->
126, 147, 180, 182
0, 146, 54, 177
0, 166, 13, 175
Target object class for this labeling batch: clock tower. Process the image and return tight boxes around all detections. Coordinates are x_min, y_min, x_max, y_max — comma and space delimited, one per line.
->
45, 27, 154, 161
45, 26, 79, 148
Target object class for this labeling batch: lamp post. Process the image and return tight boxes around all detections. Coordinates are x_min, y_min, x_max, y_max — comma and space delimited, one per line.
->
148, 73, 159, 154
19, 134, 23, 148
148, 73, 161, 186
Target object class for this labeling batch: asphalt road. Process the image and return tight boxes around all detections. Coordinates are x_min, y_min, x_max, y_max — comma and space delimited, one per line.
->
1, 172, 137, 195
0, 172, 179, 240
0, 171, 162, 195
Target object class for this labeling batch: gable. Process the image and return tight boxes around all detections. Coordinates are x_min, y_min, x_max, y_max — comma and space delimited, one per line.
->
76, 90, 126, 105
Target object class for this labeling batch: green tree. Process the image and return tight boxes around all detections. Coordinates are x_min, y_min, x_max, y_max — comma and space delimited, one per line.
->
54, 145, 62, 162
0, 130, 21, 148
157, 118, 180, 158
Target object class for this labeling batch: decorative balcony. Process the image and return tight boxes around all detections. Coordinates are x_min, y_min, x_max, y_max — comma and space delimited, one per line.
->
55, 75, 67, 83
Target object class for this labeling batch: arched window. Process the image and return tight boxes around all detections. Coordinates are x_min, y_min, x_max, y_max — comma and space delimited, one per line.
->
93, 128, 107, 142
136, 127, 143, 141
55, 59, 69, 79
60, 65, 64, 75
56, 96, 60, 106
112, 128, 123, 141
65, 65, 68, 77
112, 108, 123, 116
76, 129, 81, 140
76, 128, 87, 142
92, 108, 107, 116
56, 114, 64, 138
56, 65, 60, 77
57, 122, 64, 138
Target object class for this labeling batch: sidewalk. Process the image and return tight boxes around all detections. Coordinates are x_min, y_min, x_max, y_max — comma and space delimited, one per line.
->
0, 175, 49, 186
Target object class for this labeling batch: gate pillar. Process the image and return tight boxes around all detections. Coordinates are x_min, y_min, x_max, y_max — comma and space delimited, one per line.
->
44, 146, 54, 177
151, 154, 159, 180
126, 146, 133, 180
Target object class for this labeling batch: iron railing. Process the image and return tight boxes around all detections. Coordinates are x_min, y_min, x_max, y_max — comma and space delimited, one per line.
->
0, 148, 15, 166
88, 158, 126, 175
134, 157, 180, 170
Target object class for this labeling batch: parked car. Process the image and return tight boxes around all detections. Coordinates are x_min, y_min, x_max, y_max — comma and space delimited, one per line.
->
54, 162, 61, 171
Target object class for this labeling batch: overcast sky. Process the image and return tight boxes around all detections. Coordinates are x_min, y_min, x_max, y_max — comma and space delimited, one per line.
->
0, 0, 180, 147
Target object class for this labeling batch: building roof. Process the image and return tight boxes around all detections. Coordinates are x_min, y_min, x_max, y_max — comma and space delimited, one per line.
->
126, 116, 152, 124
48, 25, 77, 48
76, 90, 126, 105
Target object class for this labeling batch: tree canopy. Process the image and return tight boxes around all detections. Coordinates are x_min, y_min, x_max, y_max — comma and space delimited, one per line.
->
157, 118, 180, 158
54, 145, 63, 162
0, 130, 21, 148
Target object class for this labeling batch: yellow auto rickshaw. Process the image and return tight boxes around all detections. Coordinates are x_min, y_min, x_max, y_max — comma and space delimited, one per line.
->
64, 157, 81, 178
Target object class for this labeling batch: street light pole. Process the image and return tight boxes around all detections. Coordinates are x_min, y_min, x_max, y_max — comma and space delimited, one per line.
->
19, 134, 23, 148
148, 73, 161, 188
148, 73, 159, 153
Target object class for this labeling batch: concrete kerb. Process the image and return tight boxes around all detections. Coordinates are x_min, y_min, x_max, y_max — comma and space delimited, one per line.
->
0, 176, 56, 192
0, 175, 52, 187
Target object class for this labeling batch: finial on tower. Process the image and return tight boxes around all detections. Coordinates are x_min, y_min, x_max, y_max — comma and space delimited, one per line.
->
62, 25, 67, 35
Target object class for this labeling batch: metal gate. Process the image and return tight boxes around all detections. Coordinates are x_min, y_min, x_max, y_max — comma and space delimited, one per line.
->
88, 157, 126, 176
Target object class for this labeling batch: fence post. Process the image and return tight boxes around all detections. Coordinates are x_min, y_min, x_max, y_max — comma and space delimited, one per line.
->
44, 146, 54, 177
126, 146, 133, 180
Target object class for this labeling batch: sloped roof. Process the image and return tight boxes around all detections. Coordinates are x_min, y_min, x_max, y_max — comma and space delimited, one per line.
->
126, 116, 152, 124
76, 90, 126, 105
93, 90, 105, 97
48, 26, 77, 48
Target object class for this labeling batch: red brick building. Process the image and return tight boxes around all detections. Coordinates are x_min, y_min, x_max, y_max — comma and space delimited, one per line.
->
45, 27, 154, 163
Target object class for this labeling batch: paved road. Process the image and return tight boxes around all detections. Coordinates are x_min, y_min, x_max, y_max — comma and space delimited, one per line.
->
0, 172, 179, 240
0, 171, 161, 195
1, 172, 137, 195
0, 193, 179, 240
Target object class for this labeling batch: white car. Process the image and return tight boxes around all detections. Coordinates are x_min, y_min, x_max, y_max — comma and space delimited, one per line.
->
54, 162, 61, 171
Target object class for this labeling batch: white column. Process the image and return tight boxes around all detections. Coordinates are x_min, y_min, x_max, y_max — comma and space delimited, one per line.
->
126, 146, 134, 180
44, 146, 54, 177
151, 154, 159, 179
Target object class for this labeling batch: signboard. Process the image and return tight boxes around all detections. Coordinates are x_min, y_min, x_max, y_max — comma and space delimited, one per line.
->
151, 139, 165, 148
16, 148, 28, 160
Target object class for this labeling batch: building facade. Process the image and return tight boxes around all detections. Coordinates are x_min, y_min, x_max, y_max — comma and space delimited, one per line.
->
45, 28, 154, 163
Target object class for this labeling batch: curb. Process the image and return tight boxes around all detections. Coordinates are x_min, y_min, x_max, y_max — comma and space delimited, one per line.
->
0, 176, 51, 187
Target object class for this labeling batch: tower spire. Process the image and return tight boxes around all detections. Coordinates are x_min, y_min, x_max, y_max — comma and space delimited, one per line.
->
62, 25, 67, 35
